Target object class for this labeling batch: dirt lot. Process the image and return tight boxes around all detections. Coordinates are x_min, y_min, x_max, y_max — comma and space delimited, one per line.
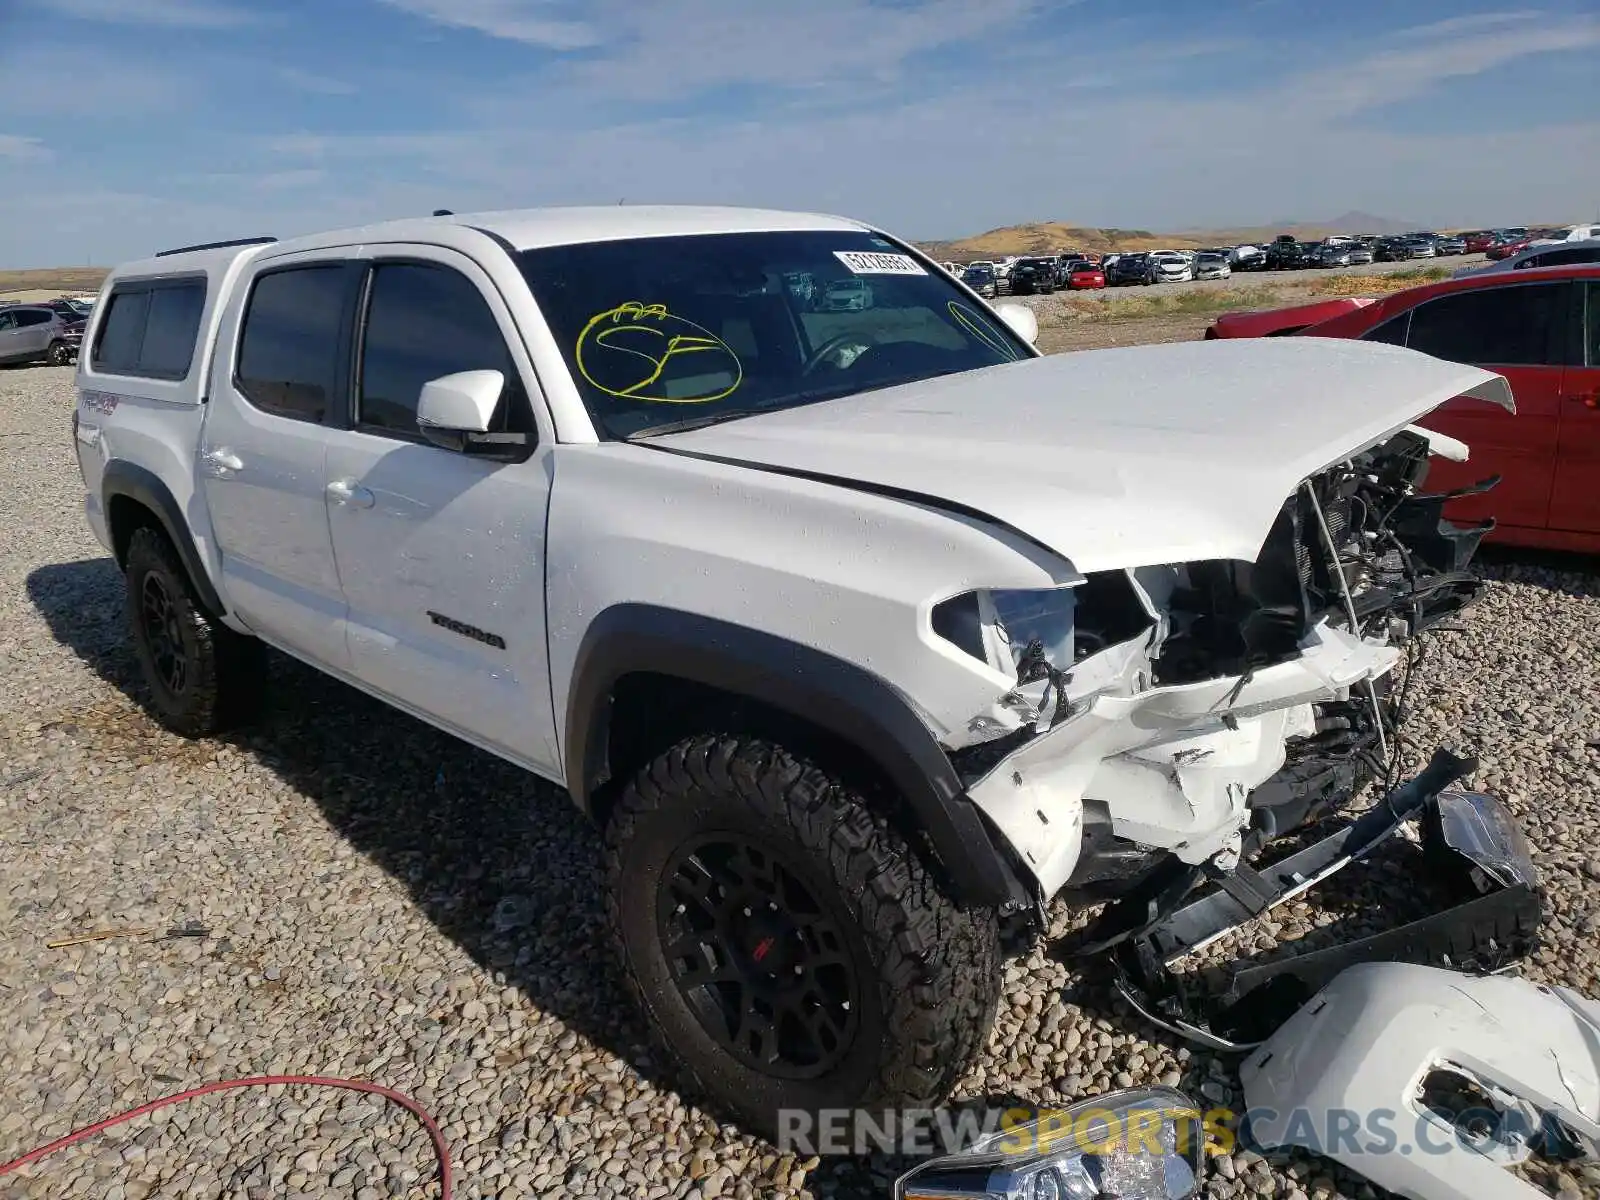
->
2, 332, 1597, 1200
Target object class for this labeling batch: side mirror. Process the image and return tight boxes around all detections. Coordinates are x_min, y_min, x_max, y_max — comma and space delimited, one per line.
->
416, 370, 526, 457
994, 301, 1039, 346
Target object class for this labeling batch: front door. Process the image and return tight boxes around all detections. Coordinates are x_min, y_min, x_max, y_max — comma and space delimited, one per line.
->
1404, 280, 1573, 533
1549, 280, 1600, 536
321, 251, 561, 777
199, 257, 357, 670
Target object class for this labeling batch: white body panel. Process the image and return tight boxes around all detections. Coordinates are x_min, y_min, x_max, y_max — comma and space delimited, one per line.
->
1242, 963, 1600, 1200
651, 338, 1513, 572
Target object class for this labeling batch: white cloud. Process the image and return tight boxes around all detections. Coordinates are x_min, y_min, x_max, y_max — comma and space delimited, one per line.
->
37, 0, 257, 28
276, 66, 357, 96
1282, 13, 1600, 119
0, 135, 50, 161
1393, 11, 1541, 38
375, 0, 600, 49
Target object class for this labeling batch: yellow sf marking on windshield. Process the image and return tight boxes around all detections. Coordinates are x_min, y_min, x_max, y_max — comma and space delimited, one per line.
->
576, 301, 744, 404
948, 301, 1021, 360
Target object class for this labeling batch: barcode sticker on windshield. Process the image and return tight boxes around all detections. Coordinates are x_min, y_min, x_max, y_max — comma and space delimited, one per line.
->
834, 251, 927, 276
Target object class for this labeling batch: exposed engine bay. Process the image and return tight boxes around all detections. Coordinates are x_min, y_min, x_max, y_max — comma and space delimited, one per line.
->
944, 426, 1496, 904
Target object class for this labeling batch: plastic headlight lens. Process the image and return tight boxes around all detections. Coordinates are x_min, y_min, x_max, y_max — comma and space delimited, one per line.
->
931, 587, 1077, 677
896, 1089, 1205, 1200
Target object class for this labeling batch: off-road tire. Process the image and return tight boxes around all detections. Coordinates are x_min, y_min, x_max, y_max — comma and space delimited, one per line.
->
605, 735, 1001, 1141
125, 526, 263, 736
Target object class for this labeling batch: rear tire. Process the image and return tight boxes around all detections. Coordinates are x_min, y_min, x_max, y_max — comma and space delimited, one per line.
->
46, 340, 72, 366
125, 526, 264, 736
605, 735, 1001, 1141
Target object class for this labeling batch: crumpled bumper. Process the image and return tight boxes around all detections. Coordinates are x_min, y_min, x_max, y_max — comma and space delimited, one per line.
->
966, 621, 1399, 898
1241, 962, 1600, 1200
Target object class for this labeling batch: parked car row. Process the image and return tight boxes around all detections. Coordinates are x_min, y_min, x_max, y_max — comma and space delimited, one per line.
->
954, 254, 1108, 295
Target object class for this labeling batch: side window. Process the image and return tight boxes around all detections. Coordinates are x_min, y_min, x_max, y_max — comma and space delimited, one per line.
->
17, 310, 52, 327
236, 266, 348, 423
1512, 253, 1543, 270
137, 284, 206, 377
1537, 246, 1600, 269
90, 281, 207, 378
0, 313, 13, 331
1406, 284, 1565, 366
1361, 312, 1410, 346
93, 291, 151, 371
357, 262, 527, 436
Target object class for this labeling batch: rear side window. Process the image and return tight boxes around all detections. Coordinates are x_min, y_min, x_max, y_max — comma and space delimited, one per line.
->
236, 266, 347, 423
15, 309, 53, 327
1405, 283, 1567, 366
91, 280, 206, 379
139, 286, 206, 376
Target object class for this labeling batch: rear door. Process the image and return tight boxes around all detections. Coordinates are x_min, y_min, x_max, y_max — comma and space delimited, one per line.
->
1549, 281, 1600, 535
199, 255, 360, 670
13, 309, 53, 357
1402, 280, 1572, 532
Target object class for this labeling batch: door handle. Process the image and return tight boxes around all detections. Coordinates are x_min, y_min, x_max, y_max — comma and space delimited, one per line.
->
326, 478, 375, 508
202, 447, 243, 472
1575, 392, 1600, 410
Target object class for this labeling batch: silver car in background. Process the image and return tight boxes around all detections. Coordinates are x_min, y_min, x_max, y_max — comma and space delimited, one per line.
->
0, 305, 82, 366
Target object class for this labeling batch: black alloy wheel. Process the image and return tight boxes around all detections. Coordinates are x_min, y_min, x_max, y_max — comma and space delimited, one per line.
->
140, 572, 188, 696
658, 833, 859, 1079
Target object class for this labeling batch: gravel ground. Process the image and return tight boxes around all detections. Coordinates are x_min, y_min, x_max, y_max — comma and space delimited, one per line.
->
2, 360, 1598, 1200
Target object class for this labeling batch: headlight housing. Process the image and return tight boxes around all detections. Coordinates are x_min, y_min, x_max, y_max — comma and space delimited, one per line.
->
932, 587, 1078, 680
895, 1088, 1206, 1200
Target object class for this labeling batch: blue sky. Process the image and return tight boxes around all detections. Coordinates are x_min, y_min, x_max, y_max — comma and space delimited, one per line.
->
1, 0, 1597, 268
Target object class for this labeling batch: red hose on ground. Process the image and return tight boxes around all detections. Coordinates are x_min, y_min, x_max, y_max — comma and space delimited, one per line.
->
0, 1074, 452, 1198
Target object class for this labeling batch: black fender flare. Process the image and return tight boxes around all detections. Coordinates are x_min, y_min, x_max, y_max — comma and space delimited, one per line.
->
101, 460, 227, 617
565, 603, 1027, 910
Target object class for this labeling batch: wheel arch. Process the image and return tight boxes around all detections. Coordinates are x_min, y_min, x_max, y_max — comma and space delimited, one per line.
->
565, 604, 1029, 911
101, 460, 226, 617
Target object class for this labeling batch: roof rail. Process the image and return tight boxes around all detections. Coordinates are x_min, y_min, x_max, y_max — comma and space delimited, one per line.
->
155, 235, 277, 258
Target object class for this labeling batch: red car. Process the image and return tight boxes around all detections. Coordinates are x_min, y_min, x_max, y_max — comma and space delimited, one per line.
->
1067, 263, 1106, 289
1205, 264, 1600, 553
1204, 296, 1379, 339
1485, 237, 1534, 261
1462, 231, 1499, 253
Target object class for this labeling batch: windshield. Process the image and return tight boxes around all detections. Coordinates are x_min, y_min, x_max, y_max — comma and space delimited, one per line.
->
516, 230, 1031, 440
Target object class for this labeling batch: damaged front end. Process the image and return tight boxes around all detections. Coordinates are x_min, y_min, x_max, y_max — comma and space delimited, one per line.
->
944, 425, 1498, 905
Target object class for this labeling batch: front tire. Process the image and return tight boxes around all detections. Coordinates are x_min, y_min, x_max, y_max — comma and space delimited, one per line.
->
125, 526, 263, 736
606, 735, 1001, 1141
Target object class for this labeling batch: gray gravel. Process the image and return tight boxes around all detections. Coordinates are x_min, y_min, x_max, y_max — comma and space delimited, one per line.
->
2, 363, 1597, 1200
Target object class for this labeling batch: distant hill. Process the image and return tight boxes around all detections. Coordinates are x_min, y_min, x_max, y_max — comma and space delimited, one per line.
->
918, 213, 1424, 262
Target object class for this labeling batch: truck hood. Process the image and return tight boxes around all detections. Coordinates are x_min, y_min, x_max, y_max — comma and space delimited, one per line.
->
649, 338, 1514, 572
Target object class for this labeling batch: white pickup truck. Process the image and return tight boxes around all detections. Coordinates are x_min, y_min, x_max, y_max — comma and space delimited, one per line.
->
71, 206, 1511, 1135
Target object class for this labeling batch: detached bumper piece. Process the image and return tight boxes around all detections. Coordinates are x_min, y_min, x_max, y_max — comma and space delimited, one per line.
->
1241, 962, 1600, 1200
1067, 748, 1544, 1052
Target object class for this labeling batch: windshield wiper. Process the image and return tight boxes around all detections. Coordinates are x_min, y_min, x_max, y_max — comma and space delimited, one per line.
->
622, 409, 760, 441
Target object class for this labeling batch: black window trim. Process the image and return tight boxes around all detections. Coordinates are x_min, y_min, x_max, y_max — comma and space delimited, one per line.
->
1388, 278, 1580, 368
345, 255, 538, 460
230, 259, 364, 428
91, 273, 209, 382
